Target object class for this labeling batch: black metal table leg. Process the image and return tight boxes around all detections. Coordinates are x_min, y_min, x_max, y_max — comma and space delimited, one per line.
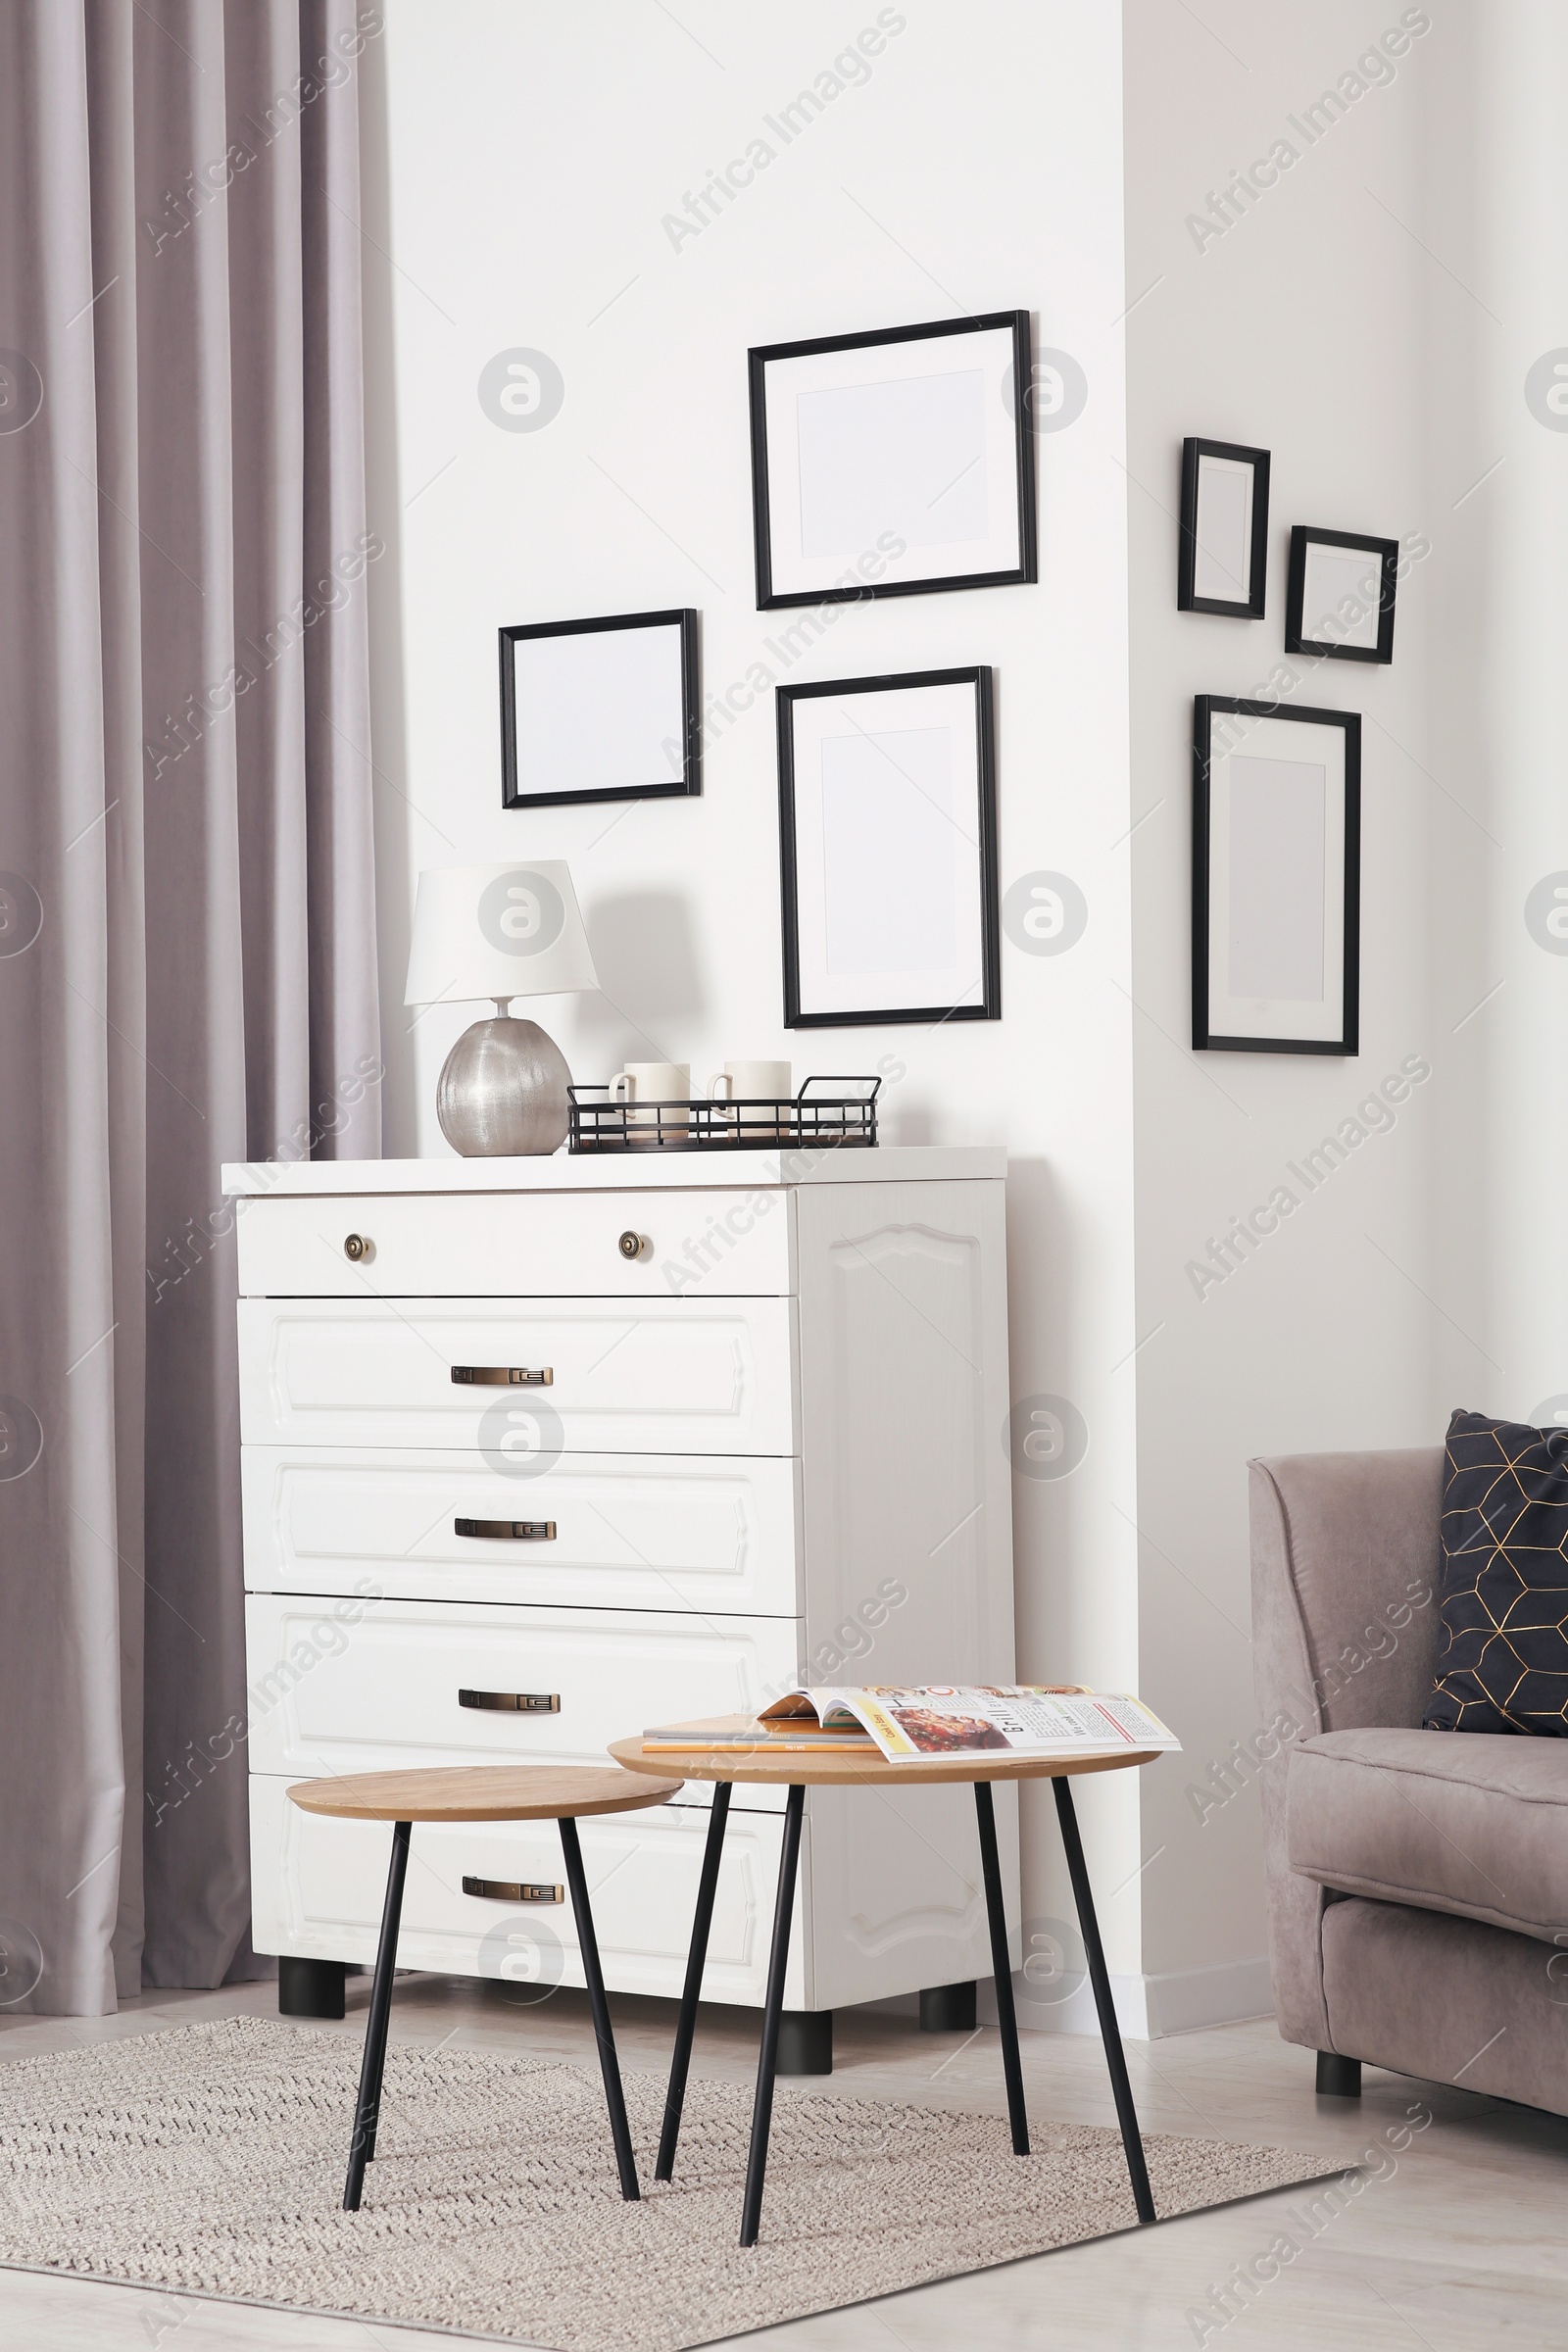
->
739, 1781, 805, 2247
974, 1781, 1029, 2155
343, 1818, 410, 2211
560, 1815, 640, 2201
1053, 1776, 1155, 2224
657, 1782, 732, 2181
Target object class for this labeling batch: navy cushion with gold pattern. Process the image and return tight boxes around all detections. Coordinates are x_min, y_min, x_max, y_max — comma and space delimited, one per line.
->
1425, 1409, 1568, 1735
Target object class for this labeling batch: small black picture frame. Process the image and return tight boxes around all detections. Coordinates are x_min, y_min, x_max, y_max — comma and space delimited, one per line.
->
1178, 438, 1271, 618
1285, 526, 1398, 663
777, 666, 1001, 1028
749, 313, 1036, 610
500, 608, 700, 808
1193, 695, 1360, 1056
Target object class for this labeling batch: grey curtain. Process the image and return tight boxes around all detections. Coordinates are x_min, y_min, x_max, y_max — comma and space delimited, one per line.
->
0, 0, 381, 2015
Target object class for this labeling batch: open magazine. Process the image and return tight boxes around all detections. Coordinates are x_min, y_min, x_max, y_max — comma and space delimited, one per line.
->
641, 1686, 1181, 1764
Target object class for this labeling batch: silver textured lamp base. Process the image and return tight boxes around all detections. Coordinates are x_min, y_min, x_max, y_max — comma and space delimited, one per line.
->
436, 1017, 571, 1156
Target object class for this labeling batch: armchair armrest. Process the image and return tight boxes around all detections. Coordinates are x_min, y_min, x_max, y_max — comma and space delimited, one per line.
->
1249, 1446, 1443, 2049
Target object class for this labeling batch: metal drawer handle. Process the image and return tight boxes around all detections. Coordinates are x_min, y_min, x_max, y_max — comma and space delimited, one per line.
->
451, 1365, 553, 1387
453, 1517, 556, 1542
458, 1690, 561, 1713
463, 1875, 563, 1903
343, 1233, 372, 1262
618, 1229, 650, 1260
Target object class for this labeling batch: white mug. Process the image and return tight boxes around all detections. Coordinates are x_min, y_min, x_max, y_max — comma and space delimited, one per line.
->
611, 1061, 690, 1144
709, 1060, 792, 1139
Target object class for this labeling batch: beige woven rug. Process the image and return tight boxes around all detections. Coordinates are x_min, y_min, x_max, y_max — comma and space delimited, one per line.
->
0, 2015, 1342, 2351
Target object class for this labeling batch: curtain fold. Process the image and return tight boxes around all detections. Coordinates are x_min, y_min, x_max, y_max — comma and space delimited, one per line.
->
0, 0, 381, 2016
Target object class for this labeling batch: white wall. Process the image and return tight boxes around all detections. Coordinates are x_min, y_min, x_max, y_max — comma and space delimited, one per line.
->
362, 4, 1152, 1991
363, 0, 1524, 2035
1419, 0, 1568, 1423
1122, 0, 1487, 2016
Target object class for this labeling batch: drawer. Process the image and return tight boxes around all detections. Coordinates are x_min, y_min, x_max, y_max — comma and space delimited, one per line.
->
249, 1774, 809, 2007
241, 1447, 803, 1614
237, 1297, 798, 1453
243, 1592, 795, 1813
235, 1188, 794, 1298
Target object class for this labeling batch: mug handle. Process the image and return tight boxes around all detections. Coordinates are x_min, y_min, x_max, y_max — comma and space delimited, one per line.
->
611, 1072, 632, 1103
709, 1073, 734, 1101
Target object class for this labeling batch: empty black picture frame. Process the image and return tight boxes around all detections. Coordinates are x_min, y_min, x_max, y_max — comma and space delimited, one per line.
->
777, 666, 1001, 1028
500, 608, 700, 808
1178, 438, 1271, 618
1193, 695, 1360, 1056
749, 313, 1037, 610
1285, 526, 1398, 663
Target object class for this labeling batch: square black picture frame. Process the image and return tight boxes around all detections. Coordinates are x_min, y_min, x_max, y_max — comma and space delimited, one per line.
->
749, 313, 1037, 610
500, 608, 700, 808
1285, 526, 1398, 663
777, 666, 1001, 1028
1177, 437, 1271, 618
1193, 695, 1360, 1056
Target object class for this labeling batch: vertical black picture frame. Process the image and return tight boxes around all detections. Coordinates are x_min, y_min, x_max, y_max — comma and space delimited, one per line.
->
1193, 695, 1360, 1055
1178, 438, 1271, 618
777, 666, 1001, 1027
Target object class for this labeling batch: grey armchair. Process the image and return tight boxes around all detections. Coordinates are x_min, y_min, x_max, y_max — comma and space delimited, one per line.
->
1250, 1446, 1568, 2112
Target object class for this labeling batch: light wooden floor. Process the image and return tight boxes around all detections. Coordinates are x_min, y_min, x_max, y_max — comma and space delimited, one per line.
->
2, 1973, 1564, 2349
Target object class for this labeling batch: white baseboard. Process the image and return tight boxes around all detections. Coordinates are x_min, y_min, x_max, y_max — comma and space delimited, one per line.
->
856, 1955, 1274, 2041
973, 1953, 1273, 2041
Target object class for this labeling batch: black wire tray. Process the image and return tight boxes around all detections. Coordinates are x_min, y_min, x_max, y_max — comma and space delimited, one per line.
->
568, 1075, 880, 1153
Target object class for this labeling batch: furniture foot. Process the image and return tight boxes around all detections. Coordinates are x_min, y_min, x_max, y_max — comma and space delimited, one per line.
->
343, 1819, 410, 2211
560, 1815, 640, 2201
919, 1981, 977, 2034
974, 1782, 1029, 2155
1053, 1778, 1155, 2223
740, 1782, 805, 2247
656, 1784, 731, 2180
1316, 2051, 1362, 2097
278, 1956, 346, 2020
776, 2009, 832, 2075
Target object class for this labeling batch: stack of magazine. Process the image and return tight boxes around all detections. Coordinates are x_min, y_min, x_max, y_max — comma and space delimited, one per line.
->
641, 1685, 1181, 1765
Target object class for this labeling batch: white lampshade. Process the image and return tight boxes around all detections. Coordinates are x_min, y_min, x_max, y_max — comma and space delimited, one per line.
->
404, 860, 600, 1007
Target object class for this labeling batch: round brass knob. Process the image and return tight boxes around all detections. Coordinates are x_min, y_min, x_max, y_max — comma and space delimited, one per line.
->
617, 1230, 648, 1261
343, 1233, 370, 1262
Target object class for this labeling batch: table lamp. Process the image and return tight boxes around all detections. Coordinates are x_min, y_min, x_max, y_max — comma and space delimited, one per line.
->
404, 860, 599, 1155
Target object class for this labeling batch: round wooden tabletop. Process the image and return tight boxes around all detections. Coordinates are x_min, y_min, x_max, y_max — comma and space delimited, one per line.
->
608, 1721, 1160, 1788
286, 1765, 684, 1823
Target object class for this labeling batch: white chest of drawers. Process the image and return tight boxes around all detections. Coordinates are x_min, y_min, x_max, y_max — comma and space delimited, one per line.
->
223, 1146, 1017, 2025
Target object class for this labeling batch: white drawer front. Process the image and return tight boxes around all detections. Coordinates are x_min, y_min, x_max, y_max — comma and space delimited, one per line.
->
236, 1188, 794, 1298
241, 1447, 803, 1614
249, 1775, 809, 2007
237, 1298, 799, 1454
244, 1593, 794, 1813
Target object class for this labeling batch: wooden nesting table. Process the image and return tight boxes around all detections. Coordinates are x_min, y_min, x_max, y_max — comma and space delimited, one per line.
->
287, 1765, 681, 2210
610, 1725, 1162, 2245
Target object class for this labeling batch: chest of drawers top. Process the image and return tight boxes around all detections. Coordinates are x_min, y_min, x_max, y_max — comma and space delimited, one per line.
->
221, 1146, 1004, 1199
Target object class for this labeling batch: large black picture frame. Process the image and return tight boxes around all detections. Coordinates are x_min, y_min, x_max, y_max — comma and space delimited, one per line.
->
777, 666, 1001, 1029
749, 313, 1037, 610
500, 608, 700, 808
1193, 695, 1360, 1056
